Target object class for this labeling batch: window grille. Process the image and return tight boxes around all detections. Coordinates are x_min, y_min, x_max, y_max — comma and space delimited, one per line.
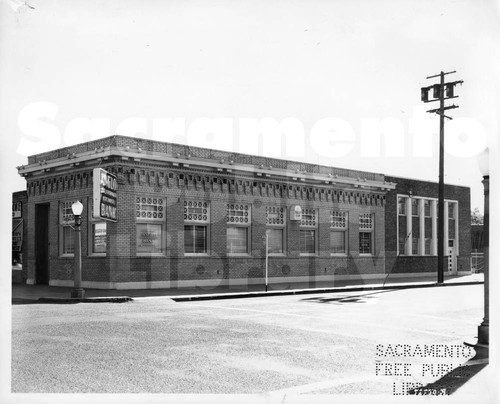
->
136, 197, 165, 220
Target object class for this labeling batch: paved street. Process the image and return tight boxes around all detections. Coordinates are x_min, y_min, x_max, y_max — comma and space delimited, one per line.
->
11, 284, 487, 397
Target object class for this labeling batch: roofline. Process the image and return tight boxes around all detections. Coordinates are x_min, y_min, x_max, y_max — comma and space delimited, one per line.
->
21, 134, 387, 180
17, 136, 396, 192
384, 174, 470, 190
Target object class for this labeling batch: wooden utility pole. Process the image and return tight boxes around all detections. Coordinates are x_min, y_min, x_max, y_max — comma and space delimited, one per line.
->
421, 71, 463, 284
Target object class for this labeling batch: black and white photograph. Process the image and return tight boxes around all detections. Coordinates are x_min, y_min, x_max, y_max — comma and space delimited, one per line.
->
1, 0, 499, 403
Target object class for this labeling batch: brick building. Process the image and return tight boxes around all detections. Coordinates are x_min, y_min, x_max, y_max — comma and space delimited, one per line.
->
15, 135, 472, 289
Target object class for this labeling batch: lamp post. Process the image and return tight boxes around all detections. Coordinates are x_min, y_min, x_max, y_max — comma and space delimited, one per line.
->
477, 148, 489, 345
70, 200, 85, 299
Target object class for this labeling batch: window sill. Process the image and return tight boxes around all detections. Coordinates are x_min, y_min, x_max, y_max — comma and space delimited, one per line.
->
227, 253, 251, 257
136, 253, 166, 257
59, 254, 75, 258
268, 253, 286, 257
359, 253, 373, 257
330, 253, 348, 257
399, 254, 437, 257
88, 253, 106, 257
184, 253, 210, 257
299, 253, 318, 257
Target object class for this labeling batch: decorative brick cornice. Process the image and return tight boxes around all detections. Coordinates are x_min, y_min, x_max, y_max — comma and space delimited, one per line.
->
18, 135, 396, 193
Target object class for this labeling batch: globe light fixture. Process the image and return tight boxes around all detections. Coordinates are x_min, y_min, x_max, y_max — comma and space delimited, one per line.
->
71, 200, 84, 216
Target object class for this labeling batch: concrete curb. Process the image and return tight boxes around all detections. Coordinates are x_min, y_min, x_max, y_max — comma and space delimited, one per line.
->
37, 297, 133, 304
11, 280, 483, 304
169, 280, 484, 302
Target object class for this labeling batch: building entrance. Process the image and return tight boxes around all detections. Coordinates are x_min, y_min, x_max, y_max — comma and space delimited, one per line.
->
447, 239, 457, 275
35, 204, 50, 284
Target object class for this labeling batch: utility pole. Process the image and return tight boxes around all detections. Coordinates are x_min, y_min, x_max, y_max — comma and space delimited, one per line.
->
421, 71, 463, 284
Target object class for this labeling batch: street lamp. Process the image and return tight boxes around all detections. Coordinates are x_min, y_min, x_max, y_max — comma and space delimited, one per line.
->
477, 148, 489, 346
70, 200, 85, 299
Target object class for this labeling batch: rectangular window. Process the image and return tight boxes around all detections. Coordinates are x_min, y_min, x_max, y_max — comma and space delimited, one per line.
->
266, 206, 285, 255
62, 225, 74, 255
184, 200, 209, 254
425, 238, 431, 255
136, 196, 166, 255
398, 197, 406, 215
136, 223, 163, 254
330, 211, 347, 229
359, 213, 373, 231
300, 207, 317, 254
60, 201, 75, 256
227, 227, 248, 253
424, 200, 431, 217
266, 228, 283, 254
265, 206, 285, 226
137, 197, 165, 220
411, 199, 419, 216
184, 225, 207, 254
88, 199, 107, 255
359, 232, 372, 254
398, 237, 406, 255
227, 203, 251, 224
227, 204, 250, 254
300, 208, 317, 227
330, 231, 346, 254
91, 222, 107, 254
412, 238, 419, 255
184, 200, 210, 222
448, 203, 455, 219
60, 201, 75, 225
330, 211, 348, 254
300, 230, 316, 254
359, 213, 374, 254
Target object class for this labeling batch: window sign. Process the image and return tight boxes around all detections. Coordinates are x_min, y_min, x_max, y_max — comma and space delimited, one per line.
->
92, 222, 107, 254
93, 168, 117, 222
12, 219, 23, 252
136, 223, 162, 254
290, 205, 302, 221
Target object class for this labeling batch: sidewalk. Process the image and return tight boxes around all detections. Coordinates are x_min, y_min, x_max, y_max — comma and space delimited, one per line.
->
12, 272, 484, 303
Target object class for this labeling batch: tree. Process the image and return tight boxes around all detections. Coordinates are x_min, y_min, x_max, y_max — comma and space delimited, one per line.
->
471, 207, 483, 225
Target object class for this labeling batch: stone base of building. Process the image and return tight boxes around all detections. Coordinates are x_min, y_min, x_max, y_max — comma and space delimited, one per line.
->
39, 272, 441, 290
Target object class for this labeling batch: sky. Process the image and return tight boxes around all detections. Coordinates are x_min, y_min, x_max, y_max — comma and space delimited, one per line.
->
1, 0, 499, 213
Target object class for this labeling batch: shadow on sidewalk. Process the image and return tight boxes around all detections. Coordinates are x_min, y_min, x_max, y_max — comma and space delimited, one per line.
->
409, 346, 488, 395
300, 289, 396, 304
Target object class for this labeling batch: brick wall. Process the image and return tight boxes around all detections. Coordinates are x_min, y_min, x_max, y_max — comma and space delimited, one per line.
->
22, 158, 389, 287
19, 136, 472, 289
385, 176, 471, 274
